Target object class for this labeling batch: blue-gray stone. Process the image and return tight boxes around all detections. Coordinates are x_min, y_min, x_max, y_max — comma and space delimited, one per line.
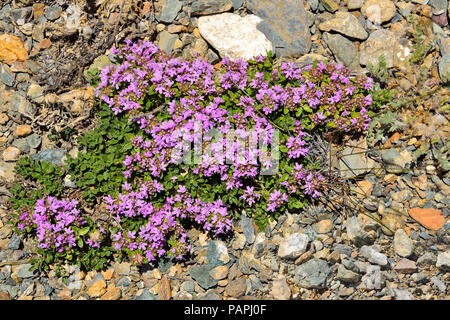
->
206, 241, 227, 269
190, 0, 233, 16
294, 258, 331, 289
9, 7, 32, 25
306, 0, 319, 11
44, 284, 54, 296
159, 0, 182, 23
333, 244, 353, 257
0, 63, 15, 87
189, 265, 218, 290
431, 276, 446, 293
438, 53, 450, 84
246, 0, 311, 57
323, 32, 357, 67
157, 258, 174, 273
391, 288, 415, 300
11, 92, 35, 115
134, 289, 157, 300
240, 214, 254, 244
199, 291, 221, 300
12, 138, 30, 153
26, 134, 42, 149
45, 5, 62, 21
428, 0, 448, 14
0, 284, 18, 298
31, 148, 66, 166
181, 280, 195, 293
157, 31, 179, 54
231, 0, 244, 9
17, 263, 37, 279
7, 236, 21, 250
114, 276, 130, 288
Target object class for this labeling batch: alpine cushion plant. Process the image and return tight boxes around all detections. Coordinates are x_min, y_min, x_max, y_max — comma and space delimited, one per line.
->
11, 39, 377, 270
93, 40, 375, 264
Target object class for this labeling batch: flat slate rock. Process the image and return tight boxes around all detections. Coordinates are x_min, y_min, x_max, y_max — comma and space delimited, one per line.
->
246, 0, 311, 57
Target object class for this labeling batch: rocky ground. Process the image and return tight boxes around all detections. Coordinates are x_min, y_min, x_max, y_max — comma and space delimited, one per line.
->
0, 0, 449, 300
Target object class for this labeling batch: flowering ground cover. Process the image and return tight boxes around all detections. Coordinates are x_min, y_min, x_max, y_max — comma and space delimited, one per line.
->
9, 40, 377, 272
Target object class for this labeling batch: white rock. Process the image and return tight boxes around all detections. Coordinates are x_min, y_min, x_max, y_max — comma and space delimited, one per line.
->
360, 245, 388, 266
277, 233, 309, 259
198, 13, 273, 61
393, 229, 414, 258
436, 251, 450, 271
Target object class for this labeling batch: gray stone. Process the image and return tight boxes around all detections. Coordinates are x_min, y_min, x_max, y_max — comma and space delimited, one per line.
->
26, 134, 42, 149
433, 24, 450, 56
381, 148, 410, 171
159, 0, 183, 23
436, 251, 450, 270
318, 11, 368, 40
189, 265, 218, 289
336, 264, 361, 283
31, 149, 66, 166
231, 0, 244, 9
190, 0, 233, 16
294, 258, 331, 289
345, 216, 373, 247
12, 138, 30, 153
16, 264, 37, 279
360, 29, 397, 68
277, 233, 309, 259
7, 236, 21, 250
0, 284, 17, 298
393, 229, 414, 258
360, 265, 385, 290
10, 92, 34, 116
339, 146, 373, 178
431, 276, 446, 293
411, 273, 428, 284
428, 0, 448, 15
360, 245, 388, 266
0, 63, 15, 87
333, 244, 353, 257
134, 289, 157, 300
323, 32, 357, 67
199, 291, 221, 300
240, 214, 255, 244
246, 0, 311, 57
206, 240, 230, 268
45, 5, 62, 21
391, 288, 415, 300
9, 7, 32, 25
307, 0, 319, 11
181, 280, 195, 293
158, 31, 179, 54
438, 53, 450, 84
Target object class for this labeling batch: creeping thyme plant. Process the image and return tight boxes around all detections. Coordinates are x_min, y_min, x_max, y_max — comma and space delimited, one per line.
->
11, 40, 376, 271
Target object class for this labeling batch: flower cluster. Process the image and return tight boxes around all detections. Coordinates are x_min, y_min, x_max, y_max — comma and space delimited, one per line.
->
18, 197, 86, 252
13, 40, 376, 268
105, 184, 232, 262
94, 40, 376, 254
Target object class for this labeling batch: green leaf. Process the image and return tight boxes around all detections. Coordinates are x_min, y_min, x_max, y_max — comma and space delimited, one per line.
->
79, 226, 90, 236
